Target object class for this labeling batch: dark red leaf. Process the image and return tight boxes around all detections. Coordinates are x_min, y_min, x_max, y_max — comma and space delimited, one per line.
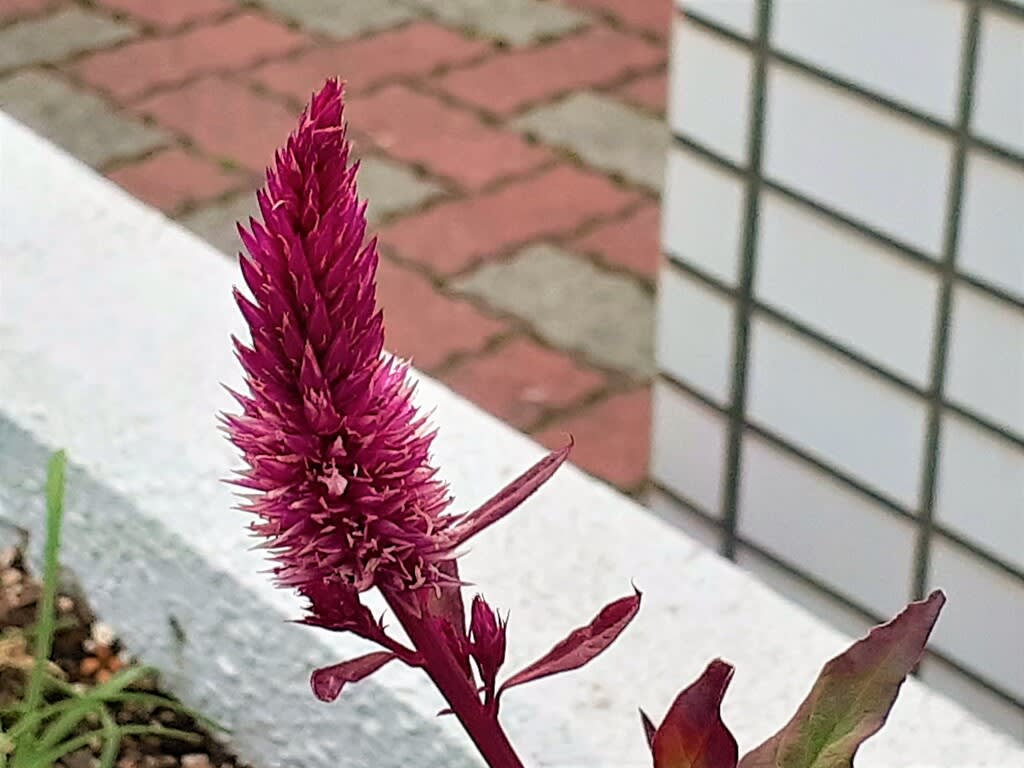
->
739, 590, 946, 768
422, 560, 474, 682
311, 651, 395, 702
498, 588, 640, 696
640, 709, 657, 749
652, 659, 738, 768
449, 442, 571, 548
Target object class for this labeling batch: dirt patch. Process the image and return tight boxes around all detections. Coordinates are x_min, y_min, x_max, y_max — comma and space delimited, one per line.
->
0, 546, 254, 768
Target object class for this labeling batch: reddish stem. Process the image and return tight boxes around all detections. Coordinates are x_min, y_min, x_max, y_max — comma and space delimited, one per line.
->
385, 593, 525, 768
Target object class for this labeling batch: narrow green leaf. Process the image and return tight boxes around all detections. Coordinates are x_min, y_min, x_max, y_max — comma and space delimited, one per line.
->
97, 707, 120, 768
106, 691, 227, 733
26, 725, 200, 768
22, 451, 67, 749
739, 591, 946, 768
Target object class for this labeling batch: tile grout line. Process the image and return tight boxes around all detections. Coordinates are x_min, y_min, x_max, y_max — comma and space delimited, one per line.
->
913, 0, 984, 602
718, 0, 773, 560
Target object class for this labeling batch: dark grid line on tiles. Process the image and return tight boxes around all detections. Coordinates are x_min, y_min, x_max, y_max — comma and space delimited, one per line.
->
656, 370, 1024, 587
914, 2, 984, 602
663, 254, 928, 396
679, 5, 1024, 171
718, 0, 773, 559
989, 0, 1024, 22
669, 135, 1024, 314
651, 478, 1024, 710
662, 251, 1024, 451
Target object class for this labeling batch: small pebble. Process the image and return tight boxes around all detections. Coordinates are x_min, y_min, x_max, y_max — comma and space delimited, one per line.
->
182, 756, 213, 768
91, 621, 117, 647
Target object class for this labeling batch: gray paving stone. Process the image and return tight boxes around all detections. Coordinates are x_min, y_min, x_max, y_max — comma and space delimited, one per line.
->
0, 71, 167, 168
513, 91, 669, 192
408, 0, 587, 46
257, 0, 418, 39
455, 243, 654, 375
179, 191, 259, 257
0, 8, 135, 72
358, 156, 443, 223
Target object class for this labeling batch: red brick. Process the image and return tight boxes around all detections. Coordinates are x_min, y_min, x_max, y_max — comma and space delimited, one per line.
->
442, 337, 605, 430
253, 22, 490, 102
563, 0, 672, 37
616, 70, 666, 113
377, 260, 508, 371
349, 85, 551, 190
0, 0, 55, 23
107, 147, 244, 211
74, 13, 308, 102
96, 0, 233, 29
535, 387, 651, 489
134, 77, 297, 172
572, 202, 660, 278
381, 165, 638, 274
435, 26, 663, 116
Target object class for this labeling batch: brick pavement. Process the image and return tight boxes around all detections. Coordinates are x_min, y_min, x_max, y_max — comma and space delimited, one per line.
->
0, 0, 670, 493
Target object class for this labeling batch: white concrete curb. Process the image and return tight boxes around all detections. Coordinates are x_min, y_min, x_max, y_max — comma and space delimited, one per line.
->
1, 112, 1021, 766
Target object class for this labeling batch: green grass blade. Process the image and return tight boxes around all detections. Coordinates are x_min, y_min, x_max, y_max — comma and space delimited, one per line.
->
26, 723, 201, 767
106, 692, 227, 733
23, 451, 67, 740
87, 665, 153, 698
4, 695, 82, 742
97, 707, 120, 768
32, 698, 101, 753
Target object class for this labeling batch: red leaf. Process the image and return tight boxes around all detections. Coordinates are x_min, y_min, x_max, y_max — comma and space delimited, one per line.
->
311, 651, 395, 702
421, 560, 474, 683
448, 442, 571, 548
739, 590, 946, 768
640, 709, 657, 749
499, 588, 640, 696
652, 659, 738, 768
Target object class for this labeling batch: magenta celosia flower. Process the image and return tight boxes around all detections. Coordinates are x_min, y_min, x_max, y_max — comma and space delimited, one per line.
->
224, 81, 455, 611
225, 79, 639, 768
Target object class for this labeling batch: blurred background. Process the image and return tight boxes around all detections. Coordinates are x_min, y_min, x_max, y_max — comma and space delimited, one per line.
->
1, 0, 1020, 744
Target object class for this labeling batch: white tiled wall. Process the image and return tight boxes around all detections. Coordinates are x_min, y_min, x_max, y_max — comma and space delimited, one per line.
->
935, 413, 1024, 573
946, 285, 1024, 439
650, 380, 729, 515
746, 317, 928, 506
958, 149, 1024, 300
657, 267, 735, 404
764, 65, 953, 257
658, 0, 1024, 737
737, 434, 916, 617
928, 537, 1024, 701
756, 192, 940, 386
973, 8, 1024, 156
669, 17, 754, 165
772, 0, 966, 121
662, 148, 746, 285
